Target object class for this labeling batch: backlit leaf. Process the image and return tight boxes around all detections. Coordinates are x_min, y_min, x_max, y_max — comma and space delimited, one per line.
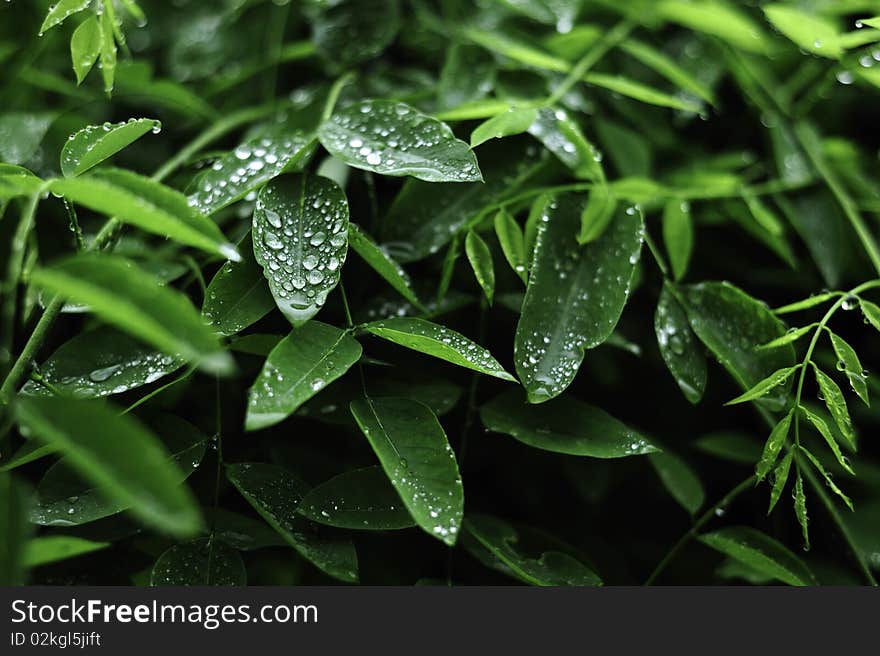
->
764, 4, 843, 59
470, 107, 538, 147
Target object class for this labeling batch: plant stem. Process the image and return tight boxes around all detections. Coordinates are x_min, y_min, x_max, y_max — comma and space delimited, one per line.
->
1, 193, 39, 380
644, 475, 756, 585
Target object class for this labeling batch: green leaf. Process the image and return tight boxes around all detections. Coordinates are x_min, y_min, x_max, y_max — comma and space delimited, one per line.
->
527, 107, 603, 180
348, 223, 422, 308
742, 193, 784, 236
859, 17, 880, 29
462, 26, 568, 72
364, 317, 515, 381
859, 298, 880, 332
187, 131, 315, 215
465, 230, 495, 304
515, 197, 643, 403
681, 282, 796, 411
0, 474, 31, 585
309, 0, 400, 68
0, 442, 57, 472
800, 406, 854, 475
61, 119, 161, 177
493, 209, 528, 284
481, 390, 658, 458
202, 233, 275, 336
252, 173, 348, 327
577, 183, 617, 244
15, 397, 202, 537
774, 292, 839, 314
768, 450, 793, 513
319, 100, 482, 183
151, 539, 246, 586
799, 447, 853, 511
226, 463, 358, 582
584, 73, 704, 113
757, 324, 816, 350
756, 408, 793, 481
98, 7, 117, 94
245, 322, 362, 431
470, 107, 538, 147
724, 365, 799, 406
437, 43, 496, 111
48, 170, 241, 261
764, 4, 843, 59
0, 112, 55, 165
662, 199, 692, 280
463, 513, 601, 586
350, 397, 463, 545
0, 164, 44, 200
619, 39, 716, 105
699, 526, 816, 586
654, 285, 707, 404
657, 0, 772, 55
813, 365, 856, 447
298, 466, 416, 530
695, 432, 762, 464
23, 536, 109, 568
30, 415, 206, 527
794, 470, 809, 549
20, 326, 183, 399
70, 15, 102, 85
648, 452, 705, 515
828, 331, 869, 405
209, 509, 286, 552
39, 0, 91, 34
30, 254, 233, 374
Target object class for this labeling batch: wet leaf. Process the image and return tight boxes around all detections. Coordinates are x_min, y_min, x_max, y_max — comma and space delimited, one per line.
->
828, 331, 869, 405
348, 223, 421, 308
464, 230, 495, 303
61, 119, 161, 177
151, 539, 246, 586
699, 526, 816, 586
662, 199, 692, 280
654, 285, 707, 404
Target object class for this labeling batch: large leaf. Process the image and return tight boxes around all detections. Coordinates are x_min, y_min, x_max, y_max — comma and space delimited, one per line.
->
681, 282, 796, 411
151, 539, 246, 586
481, 390, 658, 458
252, 173, 349, 327
245, 322, 362, 431
30, 254, 232, 374
463, 513, 601, 586
699, 526, 817, 586
298, 466, 416, 530
0, 112, 55, 165
656, 0, 772, 54
763, 5, 842, 59
15, 397, 203, 537
350, 397, 463, 545
318, 100, 482, 183
202, 233, 275, 336
30, 415, 206, 527
226, 463, 358, 582
654, 285, 707, 404
309, 0, 400, 68
48, 169, 240, 261
61, 118, 161, 177
20, 326, 183, 399
187, 131, 315, 215
0, 474, 31, 585
515, 196, 643, 402
363, 317, 515, 381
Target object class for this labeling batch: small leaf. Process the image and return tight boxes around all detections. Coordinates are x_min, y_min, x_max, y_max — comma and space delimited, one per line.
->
799, 447, 854, 511
662, 199, 692, 280
20, 326, 183, 399
462, 27, 568, 72
464, 230, 495, 304
0, 474, 31, 585
515, 197, 643, 402
187, 131, 316, 215
463, 513, 601, 586
859, 298, 880, 332
657, 0, 772, 55
481, 390, 658, 458
318, 100, 482, 183
527, 107, 603, 180
742, 193, 784, 236
23, 536, 109, 568
764, 4, 843, 59
98, 7, 117, 94
584, 73, 704, 113
348, 223, 422, 308
298, 466, 416, 530
828, 331, 869, 405
800, 406, 854, 475
61, 119, 161, 177
577, 183, 617, 244
226, 463, 358, 582
202, 233, 275, 336
619, 39, 716, 105
757, 324, 816, 350
470, 107, 538, 147
39, 0, 91, 34
30, 254, 232, 374
648, 452, 705, 515
15, 397, 203, 537
768, 451, 793, 513
699, 526, 816, 586
756, 408, 793, 481
349, 397, 464, 545
364, 317, 515, 381
724, 365, 799, 406
70, 15, 102, 85
253, 173, 349, 327
774, 292, 839, 314
794, 471, 809, 549
813, 366, 856, 447
654, 285, 707, 404
151, 539, 246, 586
493, 209, 528, 284
245, 322, 362, 432
48, 170, 241, 261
